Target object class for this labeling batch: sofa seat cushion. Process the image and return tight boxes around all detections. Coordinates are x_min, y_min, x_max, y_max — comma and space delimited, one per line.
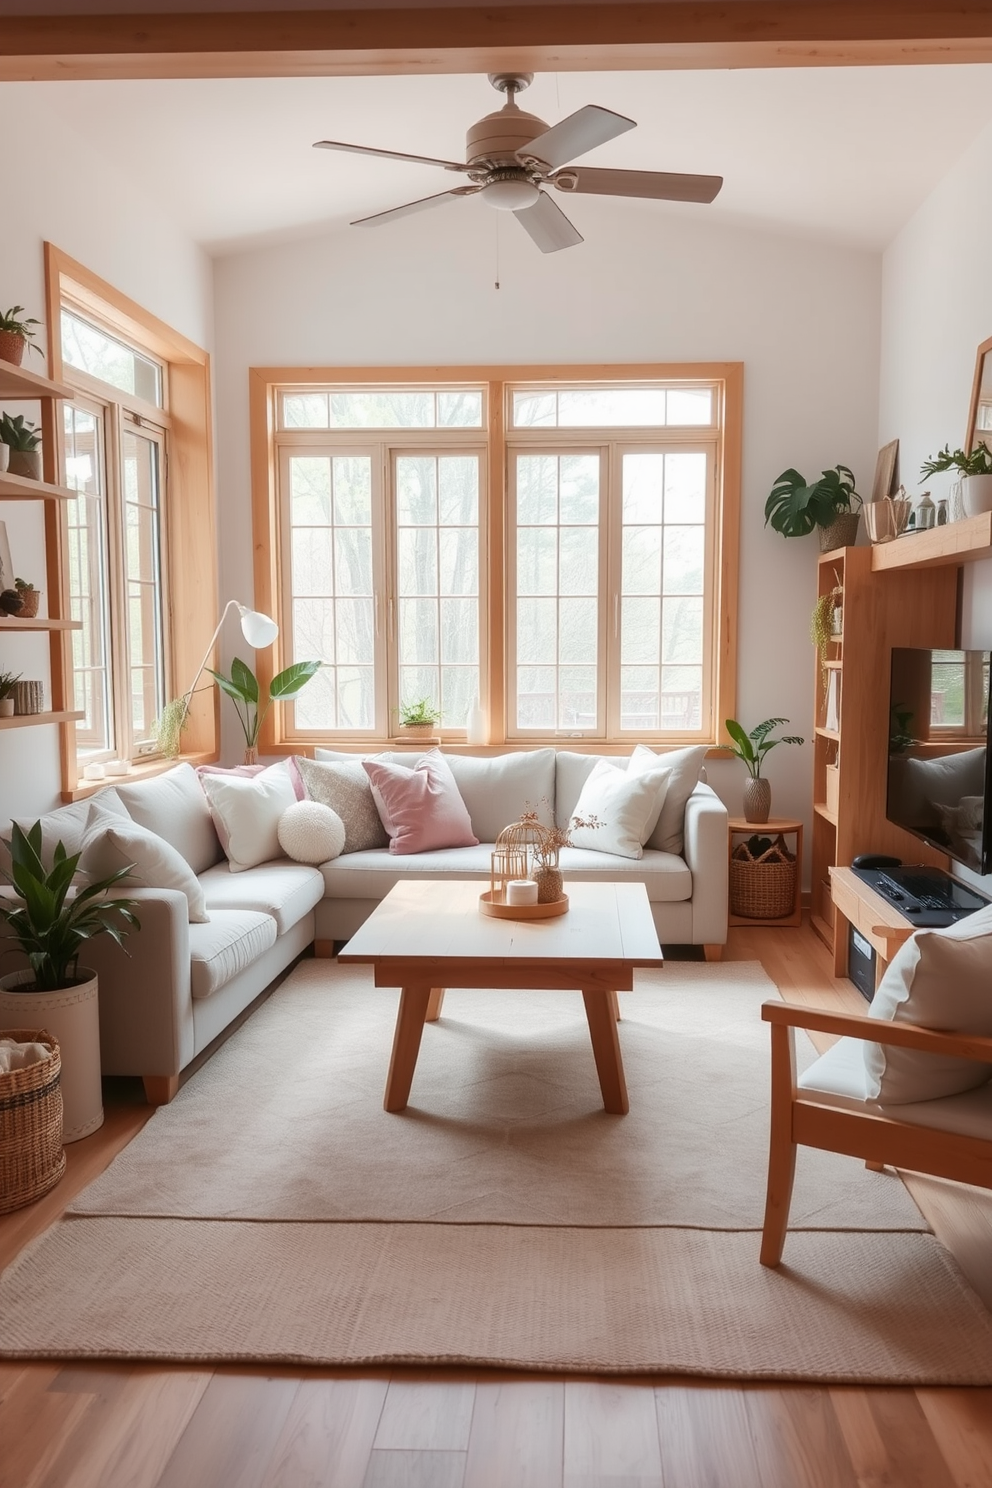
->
199, 861, 325, 935
188, 910, 278, 1000
320, 844, 691, 903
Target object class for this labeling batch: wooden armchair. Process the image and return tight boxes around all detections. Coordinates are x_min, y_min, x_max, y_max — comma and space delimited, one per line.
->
760, 1000, 992, 1267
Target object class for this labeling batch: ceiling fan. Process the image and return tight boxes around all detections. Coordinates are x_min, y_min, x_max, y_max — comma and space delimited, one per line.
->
313, 73, 723, 254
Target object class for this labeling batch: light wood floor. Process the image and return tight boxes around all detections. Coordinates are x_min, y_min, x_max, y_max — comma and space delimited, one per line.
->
3, 921, 992, 1488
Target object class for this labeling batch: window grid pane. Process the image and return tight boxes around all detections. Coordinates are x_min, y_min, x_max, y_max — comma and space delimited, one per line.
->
64, 404, 113, 753
511, 385, 714, 430
61, 309, 163, 406
515, 453, 599, 731
280, 389, 483, 431
121, 430, 167, 745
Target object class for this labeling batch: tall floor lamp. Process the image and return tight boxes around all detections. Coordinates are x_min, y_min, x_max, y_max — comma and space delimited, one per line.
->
158, 599, 279, 756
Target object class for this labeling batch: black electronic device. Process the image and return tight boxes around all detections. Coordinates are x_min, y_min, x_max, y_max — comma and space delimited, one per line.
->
887, 648, 992, 874
851, 853, 902, 871
852, 862, 991, 928
847, 923, 877, 1001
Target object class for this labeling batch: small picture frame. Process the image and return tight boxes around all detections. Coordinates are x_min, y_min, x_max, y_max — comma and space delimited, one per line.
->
0, 521, 13, 592
872, 440, 899, 502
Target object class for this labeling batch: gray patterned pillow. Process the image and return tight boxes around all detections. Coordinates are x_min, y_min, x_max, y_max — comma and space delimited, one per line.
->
295, 757, 389, 854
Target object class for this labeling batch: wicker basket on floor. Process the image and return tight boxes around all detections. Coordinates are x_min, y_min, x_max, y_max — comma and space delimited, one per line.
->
0, 1029, 66, 1214
730, 834, 798, 920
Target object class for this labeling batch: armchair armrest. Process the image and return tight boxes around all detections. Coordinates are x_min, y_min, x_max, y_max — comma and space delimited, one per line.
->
761, 999, 992, 1063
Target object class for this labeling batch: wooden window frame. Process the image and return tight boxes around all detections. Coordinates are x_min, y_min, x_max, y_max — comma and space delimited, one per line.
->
251, 362, 741, 755
45, 243, 219, 799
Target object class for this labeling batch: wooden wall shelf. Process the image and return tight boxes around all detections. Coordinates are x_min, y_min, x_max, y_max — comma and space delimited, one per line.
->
0, 471, 75, 501
0, 710, 84, 730
870, 511, 992, 572
0, 617, 81, 632
0, 362, 74, 402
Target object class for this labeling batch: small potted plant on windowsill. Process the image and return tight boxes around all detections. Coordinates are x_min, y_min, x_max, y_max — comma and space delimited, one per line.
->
920, 444, 992, 518
396, 697, 442, 742
0, 412, 43, 481
0, 306, 43, 367
764, 465, 863, 552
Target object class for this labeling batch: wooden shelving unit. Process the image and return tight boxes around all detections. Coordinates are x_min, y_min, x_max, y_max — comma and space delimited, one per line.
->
0, 470, 76, 501
871, 511, 992, 572
0, 710, 83, 730
809, 545, 959, 954
0, 617, 80, 632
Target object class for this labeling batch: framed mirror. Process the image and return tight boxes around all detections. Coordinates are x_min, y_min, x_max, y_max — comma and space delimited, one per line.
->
967, 332, 992, 455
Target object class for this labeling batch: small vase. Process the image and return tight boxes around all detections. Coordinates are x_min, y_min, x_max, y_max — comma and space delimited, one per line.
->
8, 449, 42, 481
743, 777, 772, 824
534, 863, 564, 904
0, 698, 13, 717
244, 746, 259, 765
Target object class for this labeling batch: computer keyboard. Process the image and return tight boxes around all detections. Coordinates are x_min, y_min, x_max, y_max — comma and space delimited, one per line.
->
876, 871, 954, 908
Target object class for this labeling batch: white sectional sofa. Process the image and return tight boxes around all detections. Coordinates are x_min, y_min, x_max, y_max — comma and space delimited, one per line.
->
5, 747, 727, 1102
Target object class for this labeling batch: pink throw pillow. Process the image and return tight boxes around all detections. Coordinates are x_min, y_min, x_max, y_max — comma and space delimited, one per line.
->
363, 749, 479, 855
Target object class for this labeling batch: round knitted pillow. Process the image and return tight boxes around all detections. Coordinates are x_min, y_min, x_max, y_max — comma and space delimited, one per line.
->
277, 800, 346, 865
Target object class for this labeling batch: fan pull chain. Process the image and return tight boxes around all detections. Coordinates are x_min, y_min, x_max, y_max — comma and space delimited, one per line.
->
494, 214, 500, 290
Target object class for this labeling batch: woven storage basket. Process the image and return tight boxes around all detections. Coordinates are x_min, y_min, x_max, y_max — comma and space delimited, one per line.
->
730, 834, 798, 920
0, 1029, 66, 1214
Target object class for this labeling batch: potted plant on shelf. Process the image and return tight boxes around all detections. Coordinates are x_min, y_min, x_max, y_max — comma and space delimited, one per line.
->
0, 306, 42, 367
0, 670, 21, 717
0, 412, 43, 481
203, 656, 321, 763
764, 465, 863, 551
920, 444, 992, 518
397, 696, 442, 741
0, 822, 139, 1141
716, 717, 805, 824
14, 577, 39, 618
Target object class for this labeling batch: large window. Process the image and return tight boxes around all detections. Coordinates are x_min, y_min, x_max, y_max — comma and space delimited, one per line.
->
255, 365, 740, 750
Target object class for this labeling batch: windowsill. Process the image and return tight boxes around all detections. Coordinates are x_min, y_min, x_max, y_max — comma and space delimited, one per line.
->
277, 739, 720, 758
62, 750, 217, 802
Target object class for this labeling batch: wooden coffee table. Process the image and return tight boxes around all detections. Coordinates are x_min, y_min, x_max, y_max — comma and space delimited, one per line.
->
338, 879, 663, 1115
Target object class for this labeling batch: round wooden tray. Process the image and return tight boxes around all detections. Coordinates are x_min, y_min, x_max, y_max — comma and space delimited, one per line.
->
479, 891, 569, 921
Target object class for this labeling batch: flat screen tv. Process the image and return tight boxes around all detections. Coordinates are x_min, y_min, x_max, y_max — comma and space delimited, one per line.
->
887, 648, 992, 875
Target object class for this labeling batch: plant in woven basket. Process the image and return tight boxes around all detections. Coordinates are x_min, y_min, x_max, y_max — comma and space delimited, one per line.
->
0, 822, 140, 992
764, 465, 862, 539
13, 577, 39, 618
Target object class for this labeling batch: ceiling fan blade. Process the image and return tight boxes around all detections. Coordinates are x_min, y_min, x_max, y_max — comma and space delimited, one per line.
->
517, 105, 636, 171
314, 139, 470, 173
513, 191, 584, 254
352, 186, 479, 227
553, 166, 723, 204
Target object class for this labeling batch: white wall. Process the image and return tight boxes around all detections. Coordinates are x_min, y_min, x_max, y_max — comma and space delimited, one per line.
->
213, 196, 881, 832
880, 119, 992, 890
0, 83, 213, 828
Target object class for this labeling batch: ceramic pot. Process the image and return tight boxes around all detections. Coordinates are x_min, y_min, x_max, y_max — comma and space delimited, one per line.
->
743, 777, 772, 824
0, 969, 103, 1142
0, 443, 9, 473
7, 449, 42, 481
0, 330, 26, 366
961, 474, 992, 517
0, 698, 13, 717
534, 864, 564, 904
818, 512, 861, 552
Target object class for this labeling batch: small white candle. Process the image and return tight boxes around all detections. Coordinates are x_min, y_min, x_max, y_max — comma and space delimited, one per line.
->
82, 763, 105, 781
506, 879, 538, 906
103, 759, 132, 776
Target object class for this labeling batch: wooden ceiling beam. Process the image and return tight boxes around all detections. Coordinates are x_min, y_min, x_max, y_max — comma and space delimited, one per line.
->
3, 1, 992, 80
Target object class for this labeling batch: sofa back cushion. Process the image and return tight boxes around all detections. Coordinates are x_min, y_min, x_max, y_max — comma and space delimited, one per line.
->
444, 748, 555, 841
80, 799, 210, 922
116, 763, 222, 874
9, 787, 129, 873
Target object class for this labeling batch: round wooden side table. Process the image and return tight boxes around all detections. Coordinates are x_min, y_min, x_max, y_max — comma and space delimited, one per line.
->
727, 816, 804, 928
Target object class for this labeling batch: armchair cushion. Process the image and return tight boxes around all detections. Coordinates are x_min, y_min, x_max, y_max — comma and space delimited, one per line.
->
865, 903, 992, 1103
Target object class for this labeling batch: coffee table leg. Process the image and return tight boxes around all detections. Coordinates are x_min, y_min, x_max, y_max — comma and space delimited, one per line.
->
384, 984, 432, 1112
608, 988, 621, 1022
425, 987, 446, 1022
582, 988, 629, 1115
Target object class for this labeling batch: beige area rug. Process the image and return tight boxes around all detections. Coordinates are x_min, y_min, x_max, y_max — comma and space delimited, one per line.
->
3, 960, 992, 1382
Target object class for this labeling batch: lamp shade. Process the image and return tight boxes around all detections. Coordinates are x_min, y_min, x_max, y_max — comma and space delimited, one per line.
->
237, 605, 278, 648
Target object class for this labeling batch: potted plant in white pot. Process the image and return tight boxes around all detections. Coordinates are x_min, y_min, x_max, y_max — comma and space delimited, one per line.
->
716, 717, 805, 823
0, 670, 21, 717
0, 412, 43, 481
0, 306, 42, 367
920, 443, 992, 518
764, 465, 864, 551
0, 822, 139, 1141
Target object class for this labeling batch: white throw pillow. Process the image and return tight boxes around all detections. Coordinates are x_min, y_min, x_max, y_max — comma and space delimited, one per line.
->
80, 800, 209, 923
198, 761, 297, 873
629, 744, 707, 856
115, 762, 222, 874
865, 903, 992, 1103
568, 758, 671, 859
277, 801, 346, 865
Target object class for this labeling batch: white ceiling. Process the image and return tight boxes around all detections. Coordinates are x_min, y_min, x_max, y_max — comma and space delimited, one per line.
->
30, 65, 992, 255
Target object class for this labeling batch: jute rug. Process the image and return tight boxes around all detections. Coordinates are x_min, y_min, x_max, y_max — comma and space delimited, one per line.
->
3, 960, 992, 1381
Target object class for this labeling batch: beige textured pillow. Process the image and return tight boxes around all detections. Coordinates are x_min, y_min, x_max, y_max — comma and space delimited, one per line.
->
296, 757, 388, 854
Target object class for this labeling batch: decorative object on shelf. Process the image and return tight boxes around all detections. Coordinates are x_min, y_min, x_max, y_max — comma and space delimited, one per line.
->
915, 491, 936, 530
863, 491, 912, 543
729, 833, 798, 920
810, 569, 842, 687
0, 412, 42, 480
0, 821, 139, 1141
465, 697, 488, 745
103, 758, 132, 777
397, 696, 442, 740
871, 439, 899, 501
13, 578, 39, 619
520, 806, 601, 901
920, 443, 992, 518
0, 442, 8, 474
0, 306, 42, 367
12, 679, 43, 715
824, 670, 840, 733
0, 521, 13, 591
716, 717, 804, 825
764, 464, 863, 552
82, 762, 106, 781
154, 598, 280, 757
0, 589, 22, 616
0, 1029, 66, 1213
208, 656, 321, 765
0, 670, 20, 717
489, 816, 551, 906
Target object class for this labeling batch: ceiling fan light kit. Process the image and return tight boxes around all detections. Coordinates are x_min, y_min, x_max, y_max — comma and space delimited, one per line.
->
314, 73, 723, 255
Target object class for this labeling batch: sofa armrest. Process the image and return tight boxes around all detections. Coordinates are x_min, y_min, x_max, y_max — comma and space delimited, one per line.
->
84, 887, 194, 1079
683, 782, 729, 945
